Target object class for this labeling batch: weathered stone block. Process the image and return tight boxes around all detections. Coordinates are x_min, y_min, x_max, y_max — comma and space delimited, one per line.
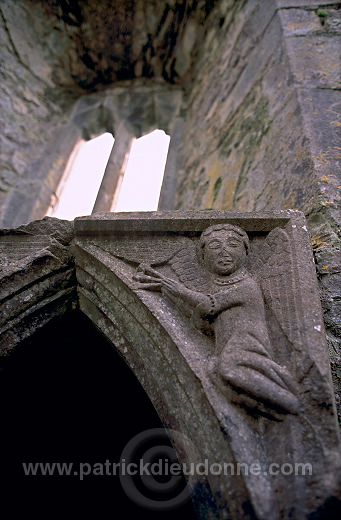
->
73, 210, 340, 519
0, 217, 76, 354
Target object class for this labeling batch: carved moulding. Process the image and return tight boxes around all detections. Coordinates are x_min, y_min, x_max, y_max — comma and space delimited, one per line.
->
0, 217, 76, 355
74, 210, 340, 520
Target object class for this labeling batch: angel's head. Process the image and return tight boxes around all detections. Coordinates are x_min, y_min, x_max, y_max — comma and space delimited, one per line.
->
199, 224, 249, 276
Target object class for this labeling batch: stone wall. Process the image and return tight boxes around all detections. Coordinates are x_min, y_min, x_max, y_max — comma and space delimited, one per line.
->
0, 1, 78, 226
0, 0, 190, 227
170, 0, 341, 419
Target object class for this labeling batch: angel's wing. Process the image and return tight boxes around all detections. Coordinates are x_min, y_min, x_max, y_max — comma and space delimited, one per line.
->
169, 239, 211, 293
249, 228, 302, 351
100, 235, 191, 267
101, 235, 210, 291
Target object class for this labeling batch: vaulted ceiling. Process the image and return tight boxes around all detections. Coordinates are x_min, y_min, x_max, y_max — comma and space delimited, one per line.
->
22, 0, 219, 92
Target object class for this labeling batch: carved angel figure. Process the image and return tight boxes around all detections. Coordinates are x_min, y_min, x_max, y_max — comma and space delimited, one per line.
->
134, 224, 300, 417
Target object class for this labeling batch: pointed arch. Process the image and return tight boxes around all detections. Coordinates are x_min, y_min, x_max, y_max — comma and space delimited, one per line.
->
74, 242, 250, 518
3, 212, 338, 519
0, 216, 250, 518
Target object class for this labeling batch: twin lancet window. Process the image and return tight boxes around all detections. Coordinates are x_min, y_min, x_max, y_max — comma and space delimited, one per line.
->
47, 130, 170, 220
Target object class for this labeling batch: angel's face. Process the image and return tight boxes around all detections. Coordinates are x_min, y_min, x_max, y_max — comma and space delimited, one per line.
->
203, 231, 246, 275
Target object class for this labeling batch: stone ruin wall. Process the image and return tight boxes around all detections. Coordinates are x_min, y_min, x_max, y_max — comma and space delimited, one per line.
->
169, 0, 341, 418
0, 0, 340, 419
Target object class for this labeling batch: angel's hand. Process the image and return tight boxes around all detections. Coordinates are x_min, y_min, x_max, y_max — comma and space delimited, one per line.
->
133, 273, 163, 291
137, 264, 165, 280
134, 266, 205, 309
161, 278, 184, 298
135, 265, 178, 292
161, 279, 209, 310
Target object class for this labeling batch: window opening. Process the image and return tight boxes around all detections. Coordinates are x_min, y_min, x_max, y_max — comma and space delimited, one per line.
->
113, 129, 170, 212
47, 129, 170, 219
47, 133, 114, 220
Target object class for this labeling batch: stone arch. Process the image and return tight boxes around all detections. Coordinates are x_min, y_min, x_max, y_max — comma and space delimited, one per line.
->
0, 217, 76, 354
1, 309, 200, 518
1, 214, 340, 519
75, 247, 250, 519
0, 216, 250, 519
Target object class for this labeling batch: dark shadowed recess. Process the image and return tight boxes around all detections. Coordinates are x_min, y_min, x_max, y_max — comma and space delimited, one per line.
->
0, 311, 196, 520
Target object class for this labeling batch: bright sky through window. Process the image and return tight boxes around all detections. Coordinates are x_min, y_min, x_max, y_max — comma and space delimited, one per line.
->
114, 130, 170, 212
51, 133, 114, 220
49, 130, 170, 220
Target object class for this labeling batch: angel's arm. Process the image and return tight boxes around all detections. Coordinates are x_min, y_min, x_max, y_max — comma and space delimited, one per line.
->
134, 266, 210, 309
198, 283, 253, 316
161, 277, 210, 308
